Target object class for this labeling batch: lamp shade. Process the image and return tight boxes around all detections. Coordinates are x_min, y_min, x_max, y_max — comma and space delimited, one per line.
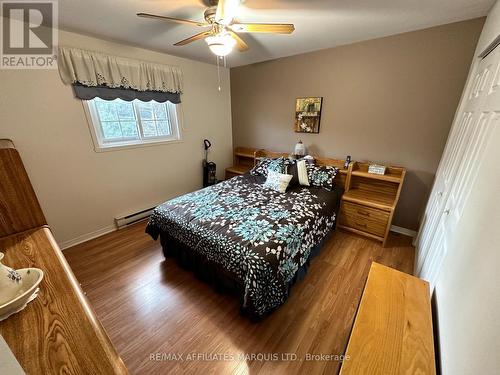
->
294, 140, 306, 156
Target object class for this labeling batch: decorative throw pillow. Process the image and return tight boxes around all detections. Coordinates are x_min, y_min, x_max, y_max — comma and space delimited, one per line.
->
307, 165, 339, 190
264, 170, 293, 193
282, 157, 295, 174
250, 157, 286, 177
288, 159, 315, 186
297, 159, 311, 186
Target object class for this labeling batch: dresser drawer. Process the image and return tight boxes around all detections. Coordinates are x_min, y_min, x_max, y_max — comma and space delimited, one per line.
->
340, 202, 389, 237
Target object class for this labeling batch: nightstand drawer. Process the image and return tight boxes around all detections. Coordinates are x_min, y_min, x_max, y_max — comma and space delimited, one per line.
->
342, 201, 390, 222
340, 202, 389, 237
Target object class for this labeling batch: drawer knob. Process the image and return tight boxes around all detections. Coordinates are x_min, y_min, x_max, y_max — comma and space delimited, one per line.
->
357, 210, 370, 216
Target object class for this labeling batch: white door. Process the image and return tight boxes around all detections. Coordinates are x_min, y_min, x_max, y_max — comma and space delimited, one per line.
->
415, 55, 487, 274
415, 111, 474, 272
416, 43, 500, 287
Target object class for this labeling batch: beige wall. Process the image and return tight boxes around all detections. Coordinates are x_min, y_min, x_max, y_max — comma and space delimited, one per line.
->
230, 18, 484, 230
435, 1, 500, 373
0, 29, 233, 248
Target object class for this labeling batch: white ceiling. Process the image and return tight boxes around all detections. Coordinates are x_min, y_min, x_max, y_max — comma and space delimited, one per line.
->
59, 0, 494, 67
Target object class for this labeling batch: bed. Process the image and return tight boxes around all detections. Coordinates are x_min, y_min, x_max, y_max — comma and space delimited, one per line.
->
146, 156, 345, 317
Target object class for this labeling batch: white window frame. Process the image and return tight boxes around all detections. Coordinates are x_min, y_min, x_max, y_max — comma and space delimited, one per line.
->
82, 98, 183, 152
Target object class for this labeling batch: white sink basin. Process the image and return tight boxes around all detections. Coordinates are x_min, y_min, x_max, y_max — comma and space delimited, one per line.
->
0, 268, 44, 321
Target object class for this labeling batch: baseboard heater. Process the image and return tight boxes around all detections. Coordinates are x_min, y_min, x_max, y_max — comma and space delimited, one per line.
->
115, 207, 155, 229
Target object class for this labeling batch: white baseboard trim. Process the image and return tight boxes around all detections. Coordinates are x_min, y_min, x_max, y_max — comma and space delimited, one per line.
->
390, 225, 418, 238
58, 223, 416, 250
59, 224, 117, 251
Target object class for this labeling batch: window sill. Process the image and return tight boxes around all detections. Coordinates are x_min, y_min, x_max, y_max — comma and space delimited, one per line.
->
93, 138, 184, 152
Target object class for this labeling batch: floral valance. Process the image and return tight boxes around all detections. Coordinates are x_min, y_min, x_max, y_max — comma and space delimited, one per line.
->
58, 47, 183, 94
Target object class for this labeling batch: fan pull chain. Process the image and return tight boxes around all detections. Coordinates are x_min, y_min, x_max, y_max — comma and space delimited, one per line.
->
215, 56, 228, 92
216, 56, 222, 92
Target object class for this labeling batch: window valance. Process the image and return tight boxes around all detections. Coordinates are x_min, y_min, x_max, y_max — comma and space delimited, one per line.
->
58, 47, 183, 101
72, 84, 181, 104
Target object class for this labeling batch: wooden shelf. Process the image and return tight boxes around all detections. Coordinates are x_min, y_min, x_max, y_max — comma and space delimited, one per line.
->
351, 162, 405, 183
234, 151, 255, 159
226, 164, 251, 176
343, 188, 396, 211
350, 170, 402, 183
226, 147, 261, 180
234, 147, 259, 160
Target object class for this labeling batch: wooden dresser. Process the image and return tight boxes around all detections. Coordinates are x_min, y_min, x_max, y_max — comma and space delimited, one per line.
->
0, 140, 128, 374
339, 162, 406, 246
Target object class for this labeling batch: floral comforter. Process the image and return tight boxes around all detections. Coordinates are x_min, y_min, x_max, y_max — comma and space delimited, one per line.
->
146, 174, 340, 316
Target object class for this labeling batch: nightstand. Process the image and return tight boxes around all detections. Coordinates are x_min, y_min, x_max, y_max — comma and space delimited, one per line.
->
338, 162, 406, 246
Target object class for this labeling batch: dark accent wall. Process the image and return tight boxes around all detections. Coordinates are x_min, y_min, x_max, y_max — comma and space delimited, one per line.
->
230, 18, 485, 230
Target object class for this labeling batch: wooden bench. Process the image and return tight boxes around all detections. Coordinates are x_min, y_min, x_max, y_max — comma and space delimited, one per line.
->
340, 262, 436, 375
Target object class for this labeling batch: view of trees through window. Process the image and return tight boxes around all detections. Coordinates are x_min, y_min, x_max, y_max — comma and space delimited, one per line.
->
92, 98, 173, 141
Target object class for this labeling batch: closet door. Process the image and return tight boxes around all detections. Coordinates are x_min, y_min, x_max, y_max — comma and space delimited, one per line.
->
416, 45, 500, 287
415, 111, 474, 274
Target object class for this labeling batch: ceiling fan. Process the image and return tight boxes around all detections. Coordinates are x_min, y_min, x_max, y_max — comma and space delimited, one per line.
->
137, 0, 295, 57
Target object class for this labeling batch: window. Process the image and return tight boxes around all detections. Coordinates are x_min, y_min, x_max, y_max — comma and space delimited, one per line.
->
84, 98, 181, 151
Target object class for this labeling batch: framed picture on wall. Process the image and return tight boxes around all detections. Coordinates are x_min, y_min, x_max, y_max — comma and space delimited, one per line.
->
295, 97, 323, 133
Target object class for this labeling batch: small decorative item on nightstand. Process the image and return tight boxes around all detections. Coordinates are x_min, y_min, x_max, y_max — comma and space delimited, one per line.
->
294, 140, 306, 158
344, 155, 351, 169
368, 164, 386, 175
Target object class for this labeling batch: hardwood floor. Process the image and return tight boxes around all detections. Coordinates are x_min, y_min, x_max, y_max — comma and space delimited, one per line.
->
64, 222, 414, 375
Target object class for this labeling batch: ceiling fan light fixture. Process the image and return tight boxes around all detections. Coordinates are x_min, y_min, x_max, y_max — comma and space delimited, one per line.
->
205, 33, 236, 56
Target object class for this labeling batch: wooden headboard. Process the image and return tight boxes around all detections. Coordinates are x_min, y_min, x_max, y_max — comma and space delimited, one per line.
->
254, 149, 350, 190
0, 139, 46, 237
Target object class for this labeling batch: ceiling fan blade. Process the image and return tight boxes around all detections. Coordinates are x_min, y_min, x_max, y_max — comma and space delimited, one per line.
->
230, 23, 295, 34
215, 0, 240, 25
137, 12, 209, 27
174, 30, 214, 46
229, 31, 249, 52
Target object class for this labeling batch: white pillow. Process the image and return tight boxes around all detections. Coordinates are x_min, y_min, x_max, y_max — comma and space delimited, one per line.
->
264, 170, 293, 193
297, 160, 310, 186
